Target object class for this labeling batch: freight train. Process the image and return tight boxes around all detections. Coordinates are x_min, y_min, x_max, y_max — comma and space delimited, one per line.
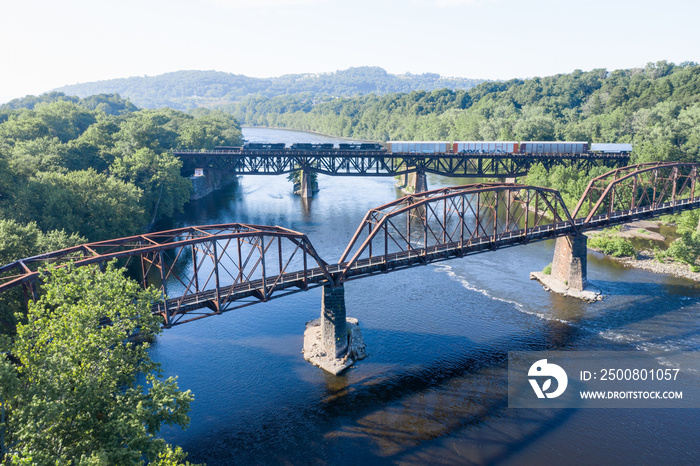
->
385, 141, 632, 155
213, 141, 632, 155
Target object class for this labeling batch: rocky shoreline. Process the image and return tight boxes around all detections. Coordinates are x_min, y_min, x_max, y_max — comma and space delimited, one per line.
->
588, 219, 700, 282
609, 249, 700, 282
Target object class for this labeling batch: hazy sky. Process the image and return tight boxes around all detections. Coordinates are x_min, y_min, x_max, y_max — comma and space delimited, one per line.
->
1, 0, 698, 103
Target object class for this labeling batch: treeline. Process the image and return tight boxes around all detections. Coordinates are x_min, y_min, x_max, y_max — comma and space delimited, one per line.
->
52, 67, 485, 110
232, 61, 700, 207
232, 61, 700, 163
0, 92, 243, 252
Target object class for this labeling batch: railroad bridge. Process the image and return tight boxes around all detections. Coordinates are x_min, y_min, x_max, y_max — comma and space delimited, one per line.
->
172, 146, 630, 197
1, 162, 698, 372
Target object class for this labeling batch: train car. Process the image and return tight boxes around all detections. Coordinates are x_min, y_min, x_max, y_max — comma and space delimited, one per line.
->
590, 143, 633, 154
290, 143, 334, 151
243, 143, 286, 151
519, 141, 588, 154
338, 143, 385, 151
386, 141, 451, 154
453, 141, 518, 154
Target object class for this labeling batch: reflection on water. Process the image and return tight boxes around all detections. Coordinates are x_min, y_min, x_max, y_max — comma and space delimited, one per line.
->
153, 127, 700, 465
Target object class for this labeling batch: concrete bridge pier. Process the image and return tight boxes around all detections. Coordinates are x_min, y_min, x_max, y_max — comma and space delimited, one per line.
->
551, 234, 588, 290
321, 285, 348, 357
406, 171, 428, 194
303, 284, 367, 375
531, 233, 601, 302
299, 170, 315, 198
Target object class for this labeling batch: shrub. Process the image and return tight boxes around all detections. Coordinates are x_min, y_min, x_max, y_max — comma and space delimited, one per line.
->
588, 234, 636, 257
664, 232, 700, 265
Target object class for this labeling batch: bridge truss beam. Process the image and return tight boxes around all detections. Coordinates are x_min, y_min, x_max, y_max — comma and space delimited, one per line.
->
336, 183, 577, 283
174, 150, 629, 178
3, 161, 700, 327
0, 224, 333, 327
573, 162, 700, 228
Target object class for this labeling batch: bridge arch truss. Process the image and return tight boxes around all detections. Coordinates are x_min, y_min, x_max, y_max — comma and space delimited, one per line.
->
0, 224, 332, 326
336, 183, 577, 282
573, 162, 700, 227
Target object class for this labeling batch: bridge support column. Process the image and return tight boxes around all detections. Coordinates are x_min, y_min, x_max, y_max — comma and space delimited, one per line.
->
551, 234, 588, 291
321, 285, 348, 358
531, 233, 601, 301
407, 171, 428, 194
303, 283, 367, 375
300, 170, 314, 198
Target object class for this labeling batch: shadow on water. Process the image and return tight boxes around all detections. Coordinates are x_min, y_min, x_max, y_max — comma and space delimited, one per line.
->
165, 271, 700, 465
176, 319, 591, 465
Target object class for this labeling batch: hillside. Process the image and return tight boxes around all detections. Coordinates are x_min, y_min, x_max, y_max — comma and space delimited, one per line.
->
226, 60, 700, 209
230, 62, 700, 161
53, 67, 486, 110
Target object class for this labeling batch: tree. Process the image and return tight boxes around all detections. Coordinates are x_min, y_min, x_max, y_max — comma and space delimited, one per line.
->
115, 111, 179, 155
0, 219, 85, 335
176, 111, 243, 149
0, 263, 193, 464
18, 169, 146, 241
34, 101, 97, 143
110, 148, 191, 229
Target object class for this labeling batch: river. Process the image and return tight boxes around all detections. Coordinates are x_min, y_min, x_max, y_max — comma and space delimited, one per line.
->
153, 127, 700, 465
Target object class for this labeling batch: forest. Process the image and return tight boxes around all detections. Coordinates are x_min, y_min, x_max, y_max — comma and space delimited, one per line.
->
0, 93, 243, 325
0, 93, 243, 464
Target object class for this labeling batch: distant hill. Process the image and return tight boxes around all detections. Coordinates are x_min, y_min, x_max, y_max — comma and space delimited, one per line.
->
53, 67, 486, 110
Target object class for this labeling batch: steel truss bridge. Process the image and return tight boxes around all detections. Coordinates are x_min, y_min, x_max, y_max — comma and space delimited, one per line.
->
1, 162, 698, 327
173, 148, 629, 178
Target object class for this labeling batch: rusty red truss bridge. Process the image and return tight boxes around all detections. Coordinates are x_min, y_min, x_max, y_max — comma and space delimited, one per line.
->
1, 162, 699, 327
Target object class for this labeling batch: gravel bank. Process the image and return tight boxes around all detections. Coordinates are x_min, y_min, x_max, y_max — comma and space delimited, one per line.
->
608, 249, 700, 282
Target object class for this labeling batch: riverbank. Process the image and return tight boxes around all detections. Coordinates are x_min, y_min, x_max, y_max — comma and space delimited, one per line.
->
604, 249, 700, 282
587, 219, 700, 282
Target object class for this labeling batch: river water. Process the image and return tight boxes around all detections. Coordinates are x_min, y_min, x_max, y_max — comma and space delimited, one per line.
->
154, 127, 700, 465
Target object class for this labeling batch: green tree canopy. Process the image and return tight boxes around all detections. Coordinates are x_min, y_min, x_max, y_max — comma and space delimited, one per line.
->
110, 148, 191, 228
18, 169, 146, 241
0, 263, 193, 464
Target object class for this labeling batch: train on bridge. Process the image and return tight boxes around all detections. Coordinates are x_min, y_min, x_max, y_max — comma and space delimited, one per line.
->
214, 141, 632, 156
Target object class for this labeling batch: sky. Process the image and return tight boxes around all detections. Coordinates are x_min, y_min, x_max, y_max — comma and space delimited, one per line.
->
1, 0, 699, 104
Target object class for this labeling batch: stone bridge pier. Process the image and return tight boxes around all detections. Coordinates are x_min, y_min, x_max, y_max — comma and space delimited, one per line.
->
303, 284, 367, 375
299, 170, 316, 198
531, 233, 600, 301
398, 170, 428, 194
551, 234, 588, 290
530, 233, 603, 302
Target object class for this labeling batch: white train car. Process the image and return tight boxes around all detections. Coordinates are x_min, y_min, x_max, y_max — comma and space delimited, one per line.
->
453, 141, 518, 154
386, 141, 452, 154
590, 143, 633, 154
